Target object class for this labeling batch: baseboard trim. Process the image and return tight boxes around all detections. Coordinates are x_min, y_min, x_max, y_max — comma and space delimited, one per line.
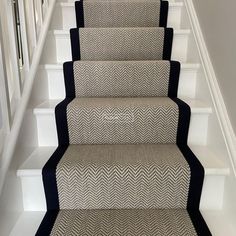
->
184, 0, 236, 175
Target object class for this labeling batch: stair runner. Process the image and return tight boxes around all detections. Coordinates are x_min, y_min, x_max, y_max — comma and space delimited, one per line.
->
36, 0, 212, 235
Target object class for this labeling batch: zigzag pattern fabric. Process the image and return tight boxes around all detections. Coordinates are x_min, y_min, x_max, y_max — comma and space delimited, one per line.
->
36, 0, 212, 235
56, 144, 190, 209
71, 27, 173, 61
67, 97, 179, 144
76, 0, 168, 28
51, 209, 197, 236
78, 1, 162, 28
73, 61, 172, 97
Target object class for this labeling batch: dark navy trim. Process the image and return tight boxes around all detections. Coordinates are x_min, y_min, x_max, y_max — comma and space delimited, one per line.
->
55, 98, 73, 146
35, 210, 59, 236
42, 146, 68, 210
168, 61, 180, 97
75, 0, 84, 28
172, 97, 212, 235
159, 1, 169, 27
173, 98, 190, 145
70, 28, 81, 61
188, 209, 212, 236
64, 62, 75, 98
163, 28, 173, 60
42, 98, 72, 211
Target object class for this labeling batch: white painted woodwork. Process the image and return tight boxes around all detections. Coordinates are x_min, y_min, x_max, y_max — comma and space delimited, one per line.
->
9, 211, 46, 236
0, 0, 56, 192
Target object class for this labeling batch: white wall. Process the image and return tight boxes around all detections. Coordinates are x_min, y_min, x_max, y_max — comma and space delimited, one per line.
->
0, 104, 2, 128
192, 0, 236, 135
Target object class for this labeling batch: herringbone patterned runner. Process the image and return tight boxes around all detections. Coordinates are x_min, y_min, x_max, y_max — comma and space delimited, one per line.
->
70, 27, 173, 61
36, 0, 212, 235
75, 0, 168, 28
78, 1, 162, 27
51, 209, 197, 236
73, 61, 172, 97
67, 97, 179, 144
56, 144, 190, 209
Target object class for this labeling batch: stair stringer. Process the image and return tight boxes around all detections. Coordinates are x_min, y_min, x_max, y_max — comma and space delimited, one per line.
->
182, 0, 236, 233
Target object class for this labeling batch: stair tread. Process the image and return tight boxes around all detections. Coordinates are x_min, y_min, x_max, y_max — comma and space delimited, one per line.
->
58, 2, 184, 8
39, 209, 198, 235
40, 62, 200, 70
9, 209, 236, 236
33, 98, 213, 115
52, 1, 184, 31
17, 144, 229, 177
50, 28, 191, 35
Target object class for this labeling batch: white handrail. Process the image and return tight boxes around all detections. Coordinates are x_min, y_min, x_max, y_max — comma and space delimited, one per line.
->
0, 0, 56, 194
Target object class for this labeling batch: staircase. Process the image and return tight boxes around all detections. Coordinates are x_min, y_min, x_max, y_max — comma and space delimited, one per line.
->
8, 0, 235, 235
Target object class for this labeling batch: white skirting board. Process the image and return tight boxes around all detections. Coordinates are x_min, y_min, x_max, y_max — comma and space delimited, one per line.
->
184, 0, 236, 175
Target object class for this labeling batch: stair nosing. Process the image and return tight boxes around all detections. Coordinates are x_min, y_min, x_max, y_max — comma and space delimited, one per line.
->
49, 29, 191, 35
16, 145, 230, 177
33, 99, 213, 115
57, 2, 184, 8
39, 63, 200, 70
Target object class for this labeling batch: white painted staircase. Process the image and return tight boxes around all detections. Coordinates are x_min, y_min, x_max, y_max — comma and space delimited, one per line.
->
7, 0, 236, 235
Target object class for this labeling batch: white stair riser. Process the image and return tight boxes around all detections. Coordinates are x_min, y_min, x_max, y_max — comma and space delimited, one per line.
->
172, 32, 189, 62
20, 177, 46, 211
19, 174, 225, 211
200, 175, 225, 210
34, 111, 209, 146
51, 3, 183, 30
178, 66, 198, 98
39, 65, 198, 100
41, 31, 190, 64
36, 113, 58, 146
51, 5, 76, 30
46, 67, 66, 99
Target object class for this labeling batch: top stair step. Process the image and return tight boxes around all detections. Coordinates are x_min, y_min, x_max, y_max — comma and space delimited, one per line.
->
75, 0, 169, 28
51, 2, 184, 30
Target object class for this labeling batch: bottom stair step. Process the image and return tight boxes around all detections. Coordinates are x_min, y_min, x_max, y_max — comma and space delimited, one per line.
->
46, 144, 192, 209
9, 210, 236, 236
38, 209, 198, 235
17, 145, 229, 211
